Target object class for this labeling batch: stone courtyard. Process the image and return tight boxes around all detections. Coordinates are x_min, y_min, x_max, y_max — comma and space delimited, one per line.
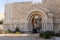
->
0, 34, 54, 40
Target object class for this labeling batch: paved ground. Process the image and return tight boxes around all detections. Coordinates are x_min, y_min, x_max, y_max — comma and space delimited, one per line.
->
0, 34, 54, 40
0, 36, 40, 40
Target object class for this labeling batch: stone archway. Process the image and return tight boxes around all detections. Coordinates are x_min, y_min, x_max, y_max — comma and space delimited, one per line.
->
28, 11, 47, 32
31, 14, 42, 33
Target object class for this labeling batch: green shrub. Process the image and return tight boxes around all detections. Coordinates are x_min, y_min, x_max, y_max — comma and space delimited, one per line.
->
39, 32, 44, 37
15, 27, 21, 34
55, 33, 60, 37
43, 31, 51, 39
45, 31, 55, 36
39, 31, 54, 39
16, 31, 21, 34
15, 27, 20, 32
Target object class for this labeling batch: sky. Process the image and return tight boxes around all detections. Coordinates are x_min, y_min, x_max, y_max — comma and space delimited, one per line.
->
0, 0, 41, 14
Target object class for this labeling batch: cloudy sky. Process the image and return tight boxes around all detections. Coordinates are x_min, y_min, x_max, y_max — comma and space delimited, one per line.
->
0, 0, 41, 13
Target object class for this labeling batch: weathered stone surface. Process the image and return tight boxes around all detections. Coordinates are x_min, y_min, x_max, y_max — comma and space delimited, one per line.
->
4, 0, 60, 32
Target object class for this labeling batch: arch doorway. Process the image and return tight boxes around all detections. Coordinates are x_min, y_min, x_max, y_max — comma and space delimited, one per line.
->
28, 11, 47, 33
32, 15, 42, 33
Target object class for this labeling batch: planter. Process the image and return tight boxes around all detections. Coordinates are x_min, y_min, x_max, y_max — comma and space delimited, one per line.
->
55, 37, 60, 40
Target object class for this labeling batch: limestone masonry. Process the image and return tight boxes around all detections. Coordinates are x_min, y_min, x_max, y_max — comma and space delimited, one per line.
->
4, 0, 60, 33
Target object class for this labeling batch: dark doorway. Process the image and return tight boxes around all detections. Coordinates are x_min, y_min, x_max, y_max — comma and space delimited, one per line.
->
32, 16, 42, 33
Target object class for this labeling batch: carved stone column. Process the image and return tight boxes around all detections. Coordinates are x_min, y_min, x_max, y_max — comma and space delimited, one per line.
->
42, 20, 47, 31
42, 19, 53, 31
47, 19, 53, 31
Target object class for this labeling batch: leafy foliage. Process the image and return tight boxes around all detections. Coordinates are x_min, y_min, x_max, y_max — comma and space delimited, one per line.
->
39, 31, 54, 39
43, 31, 51, 39
39, 32, 44, 37
15, 27, 20, 32
16, 31, 21, 34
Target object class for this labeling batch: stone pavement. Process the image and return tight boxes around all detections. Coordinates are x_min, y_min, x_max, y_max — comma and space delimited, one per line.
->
0, 34, 54, 40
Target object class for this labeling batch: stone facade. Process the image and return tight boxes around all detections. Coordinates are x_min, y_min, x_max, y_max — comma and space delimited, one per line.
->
4, 0, 60, 32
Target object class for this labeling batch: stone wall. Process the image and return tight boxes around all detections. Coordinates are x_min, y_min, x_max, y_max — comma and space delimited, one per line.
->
4, 0, 60, 32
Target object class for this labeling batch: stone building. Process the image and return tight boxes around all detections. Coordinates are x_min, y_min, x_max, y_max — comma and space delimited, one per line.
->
4, 0, 60, 33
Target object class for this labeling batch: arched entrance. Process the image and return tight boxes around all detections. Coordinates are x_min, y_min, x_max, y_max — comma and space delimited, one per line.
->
31, 15, 42, 33
28, 11, 47, 33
